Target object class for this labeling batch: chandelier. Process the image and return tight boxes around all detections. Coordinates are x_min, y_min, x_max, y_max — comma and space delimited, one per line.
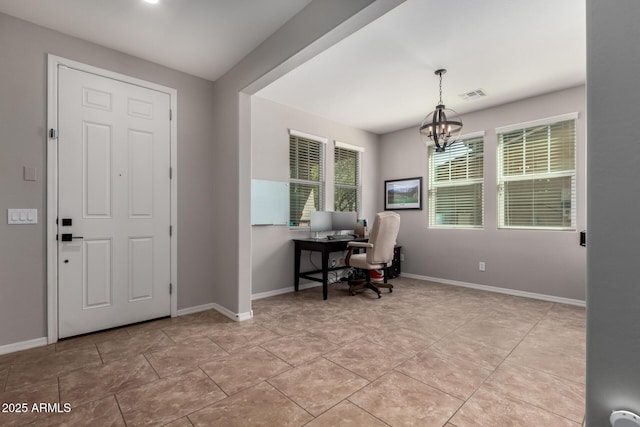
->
419, 69, 463, 152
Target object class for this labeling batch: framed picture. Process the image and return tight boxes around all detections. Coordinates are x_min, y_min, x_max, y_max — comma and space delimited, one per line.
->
385, 177, 423, 210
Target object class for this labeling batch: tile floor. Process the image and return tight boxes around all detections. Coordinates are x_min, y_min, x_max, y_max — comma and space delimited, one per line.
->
0, 277, 586, 426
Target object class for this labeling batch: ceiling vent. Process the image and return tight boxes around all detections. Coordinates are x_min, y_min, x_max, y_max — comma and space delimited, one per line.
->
459, 89, 487, 101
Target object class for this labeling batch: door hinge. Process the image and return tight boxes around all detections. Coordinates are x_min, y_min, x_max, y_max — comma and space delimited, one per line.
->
49, 129, 58, 139
169, 109, 172, 120
169, 283, 173, 295
169, 167, 172, 179
169, 225, 173, 236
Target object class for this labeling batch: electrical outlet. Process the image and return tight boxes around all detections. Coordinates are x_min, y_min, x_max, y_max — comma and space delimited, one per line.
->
400, 253, 405, 261
479, 261, 486, 272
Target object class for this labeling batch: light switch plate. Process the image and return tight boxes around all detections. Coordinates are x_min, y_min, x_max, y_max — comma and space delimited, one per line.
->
7, 209, 37, 224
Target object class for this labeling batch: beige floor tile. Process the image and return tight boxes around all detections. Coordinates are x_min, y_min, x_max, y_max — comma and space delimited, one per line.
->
527, 319, 586, 353
395, 349, 492, 400
256, 317, 303, 337
431, 333, 511, 370
59, 354, 159, 406
546, 303, 586, 322
207, 324, 281, 353
266, 312, 324, 332
145, 337, 228, 378
162, 417, 194, 427
0, 380, 59, 426
5, 346, 102, 391
97, 329, 175, 364
349, 370, 462, 426
305, 321, 369, 345
0, 278, 586, 426
445, 318, 532, 351
345, 309, 405, 330
268, 358, 368, 416
260, 333, 339, 366
484, 362, 585, 423
188, 382, 312, 427
507, 334, 585, 384
27, 395, 126, 426
0, 363, 9, 391
125, 316, 187, 337
200, 347, 291, 395
393, 308, 472, 339
304, 400, 387, 427
1, 344, 56, 366
161, 318, 224, 342
55, 327, 131, 352
365, 325, 435, 356
324, 338, 409, 381
450, 386, 580, 426
116, 369, 226, 426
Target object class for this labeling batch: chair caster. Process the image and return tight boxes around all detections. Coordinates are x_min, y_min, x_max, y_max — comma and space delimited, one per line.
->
377, 293, 382, 299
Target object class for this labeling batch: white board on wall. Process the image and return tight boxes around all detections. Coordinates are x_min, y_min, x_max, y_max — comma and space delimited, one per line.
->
251, 179, 289, 225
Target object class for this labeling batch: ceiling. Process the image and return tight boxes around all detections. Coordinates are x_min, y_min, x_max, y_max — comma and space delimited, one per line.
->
0, 0, 586, 135
257, 0, 587, 134
0, 0, 313, 81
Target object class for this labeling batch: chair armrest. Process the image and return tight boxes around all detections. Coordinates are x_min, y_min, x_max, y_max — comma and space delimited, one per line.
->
347, 242, 373, 248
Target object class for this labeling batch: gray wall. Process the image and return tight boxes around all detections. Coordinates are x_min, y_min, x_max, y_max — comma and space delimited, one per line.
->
0, 0, 407, 347
586, 1, 640, 425
209, 0, 403, 314
380, 86, 586, 301
0, 12, 217, 346
250, 96, 380, 295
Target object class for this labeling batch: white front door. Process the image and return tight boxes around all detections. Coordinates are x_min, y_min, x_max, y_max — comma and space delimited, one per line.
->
57, 66, 172, 338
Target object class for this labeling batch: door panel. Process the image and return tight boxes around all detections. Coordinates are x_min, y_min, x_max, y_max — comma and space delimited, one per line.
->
84, 239, 112, 309
128, 130, 154, 217
129, 237, 154, 301
83, 122, 112, 217
58, 66, 171, 338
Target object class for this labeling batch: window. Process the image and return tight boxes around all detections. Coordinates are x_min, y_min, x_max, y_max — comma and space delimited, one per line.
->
289, 130, 325, 227
428, 134, 484, 227
497, 114, 577, 229
334, 141, 362, 214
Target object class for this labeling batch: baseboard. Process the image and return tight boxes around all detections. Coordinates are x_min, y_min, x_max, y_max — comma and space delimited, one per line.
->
175, 303, 217, 317
176, 303, 253, 322
401, 273, 586, 307
252, 282, 323, 300
0, 337, 48, 356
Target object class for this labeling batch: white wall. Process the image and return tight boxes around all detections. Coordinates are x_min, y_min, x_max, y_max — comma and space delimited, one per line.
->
251, 96, 379, 296
379, 86, 586, 301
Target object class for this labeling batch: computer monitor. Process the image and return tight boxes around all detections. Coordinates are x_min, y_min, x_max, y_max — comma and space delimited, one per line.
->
331, 211, 357, 233
309, 211, 332, 238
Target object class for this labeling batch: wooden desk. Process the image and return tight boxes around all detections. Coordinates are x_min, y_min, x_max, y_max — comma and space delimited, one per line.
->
293, 237, 367, 300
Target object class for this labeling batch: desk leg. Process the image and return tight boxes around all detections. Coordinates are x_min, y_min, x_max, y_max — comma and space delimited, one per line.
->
294, 242, 301, 292
322, 248, 329, 300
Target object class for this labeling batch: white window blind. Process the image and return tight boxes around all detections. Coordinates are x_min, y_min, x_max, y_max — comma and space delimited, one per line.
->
289, 132, 325, 227
334, 143, 361, 214
497, 117, 576, 229
428, 135, 484, 227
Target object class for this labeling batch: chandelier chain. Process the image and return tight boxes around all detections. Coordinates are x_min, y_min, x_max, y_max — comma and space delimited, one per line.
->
439, 72, 443, 104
